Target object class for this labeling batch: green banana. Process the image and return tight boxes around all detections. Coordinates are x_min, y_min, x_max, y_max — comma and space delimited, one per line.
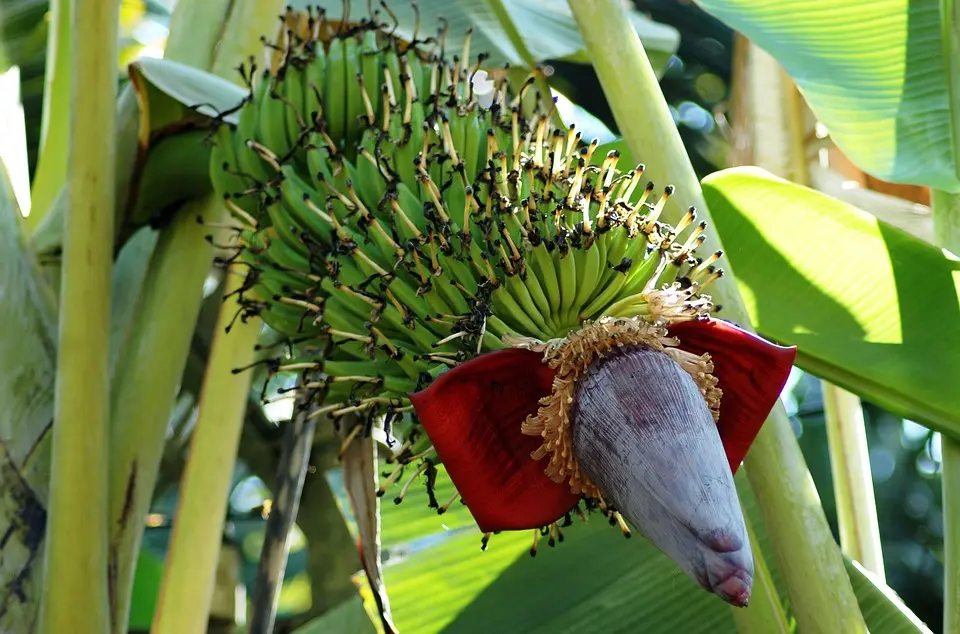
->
208, 6, 726, 520
323, 37, 349, 154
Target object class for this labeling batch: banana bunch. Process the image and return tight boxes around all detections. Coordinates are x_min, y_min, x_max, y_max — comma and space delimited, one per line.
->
208, 5, 724, 504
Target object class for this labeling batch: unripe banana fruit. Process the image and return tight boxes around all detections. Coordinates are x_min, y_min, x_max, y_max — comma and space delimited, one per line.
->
208, 4, 796, 608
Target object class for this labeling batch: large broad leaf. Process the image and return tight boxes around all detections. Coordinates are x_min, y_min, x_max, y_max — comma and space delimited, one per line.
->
0, 158, 55, 631
695, 0, 960, 193
302, 0, 679, 72
292, 595, 378, 634
847, 559, 933, 634
701, 167, 960, 436
331, 454, 930, 633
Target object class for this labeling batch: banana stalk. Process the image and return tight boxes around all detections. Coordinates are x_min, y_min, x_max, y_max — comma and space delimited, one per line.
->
565, 1, 868, 632
150, 271, 261, 634
933, 189, 960, 634
105, 0, 287, 629
37, 0, 120, 633
107, 195, 218, 632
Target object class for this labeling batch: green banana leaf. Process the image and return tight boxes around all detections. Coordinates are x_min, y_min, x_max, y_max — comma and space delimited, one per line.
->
326, 454, 928, 633
129, 57, 246, 125
846, 559, 934, 634
701, 166, 960, 435
694, 0, 960, 193
0, 154, 56, 633
292, 596, 378, 634
301, 0, 679, 72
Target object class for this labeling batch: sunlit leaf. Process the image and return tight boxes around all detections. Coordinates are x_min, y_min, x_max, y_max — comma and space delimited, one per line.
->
292, 595, 377, 634
695, 0, 960, 192
380, 518, 733, 634
701, 167, 960, 436
847, 559, 934, 633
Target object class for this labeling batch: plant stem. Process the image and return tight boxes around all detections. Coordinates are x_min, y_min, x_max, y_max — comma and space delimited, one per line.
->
150, 271, 261, 634
567, 2, 867, 632
106, 0, 280, 628
27, 0, 72, 229
762, 54, 885, 581
933, 188, 960, 634
822, 384, 885, 579
247, 399, 318, 634
37, 0, 120, 632
107, 195, 217, 633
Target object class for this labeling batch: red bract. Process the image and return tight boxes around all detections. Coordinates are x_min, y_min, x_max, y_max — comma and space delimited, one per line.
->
407, 348, 580, 532
408, 319, 797, 533
667, 319, 797, 473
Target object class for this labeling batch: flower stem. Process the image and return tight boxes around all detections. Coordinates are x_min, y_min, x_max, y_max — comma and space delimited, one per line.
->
37, 0, 120, 632
566, 2, 867, 632
107, 195, 218, 632
823, 384, 886, 579
742, 48, 885, 581
733, 489, 791, 634
150, 271, 261, 634
932, 188, 960, 634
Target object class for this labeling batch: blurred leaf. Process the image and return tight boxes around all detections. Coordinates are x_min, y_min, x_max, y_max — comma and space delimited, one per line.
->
700, 167, 960, 436
292, 595, 378, 634
847, 558, 934, 633
129, 57, 246, 125
0, 157, 55, 632
695, 0, 960, 192
1, 0, 171, 177
127, 548, 166, 631
0, 0, 53, 72
301, 0, 679, 71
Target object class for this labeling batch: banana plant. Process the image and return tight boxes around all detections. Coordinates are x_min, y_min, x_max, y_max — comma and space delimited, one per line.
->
4, 0, 960, 632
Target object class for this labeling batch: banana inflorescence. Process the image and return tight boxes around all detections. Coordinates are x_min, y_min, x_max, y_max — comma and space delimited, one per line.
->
208, 5, 724, 539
